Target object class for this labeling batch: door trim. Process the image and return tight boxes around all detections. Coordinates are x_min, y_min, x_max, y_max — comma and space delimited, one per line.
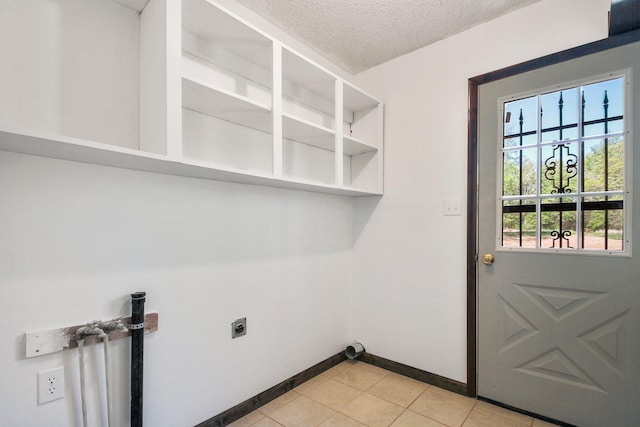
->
466, 27, 640, 398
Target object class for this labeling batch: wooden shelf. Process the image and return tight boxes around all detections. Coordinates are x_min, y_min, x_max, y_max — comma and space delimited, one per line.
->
182, 77, 272, 134
282, 113, 334, 151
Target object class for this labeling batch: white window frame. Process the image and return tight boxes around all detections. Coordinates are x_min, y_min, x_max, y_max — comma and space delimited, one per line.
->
495, 69, 633, 257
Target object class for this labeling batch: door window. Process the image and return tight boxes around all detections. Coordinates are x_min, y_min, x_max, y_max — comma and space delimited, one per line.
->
499, 73, 630, 254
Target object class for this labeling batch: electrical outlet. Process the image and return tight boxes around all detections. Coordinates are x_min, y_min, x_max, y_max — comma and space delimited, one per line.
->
38, 367, 64, 404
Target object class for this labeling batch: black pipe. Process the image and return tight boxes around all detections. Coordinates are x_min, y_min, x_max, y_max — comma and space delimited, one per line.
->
131, 292, 146, 427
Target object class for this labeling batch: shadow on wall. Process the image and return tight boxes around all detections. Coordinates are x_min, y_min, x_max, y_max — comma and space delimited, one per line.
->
0, 152, 354, 280
352, 195, 383, 242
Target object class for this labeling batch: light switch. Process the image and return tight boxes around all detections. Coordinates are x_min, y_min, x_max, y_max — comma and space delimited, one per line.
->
443, 198, 462, 216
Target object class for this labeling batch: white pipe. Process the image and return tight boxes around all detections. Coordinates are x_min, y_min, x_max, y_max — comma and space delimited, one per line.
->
75, 320, 126, 427
102, 333, 112, 427
77, 339, 88, 427
76, 324, 106, 427
99, 318, 127, 427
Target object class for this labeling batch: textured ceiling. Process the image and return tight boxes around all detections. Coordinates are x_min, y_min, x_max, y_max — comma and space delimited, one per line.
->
236, 0, 543, 73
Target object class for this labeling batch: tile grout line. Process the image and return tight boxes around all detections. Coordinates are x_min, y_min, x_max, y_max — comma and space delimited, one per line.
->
458, 398, 480, 427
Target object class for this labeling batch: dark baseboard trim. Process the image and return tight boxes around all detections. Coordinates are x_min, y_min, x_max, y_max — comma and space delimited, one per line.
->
478, 397, 574, 427
195, 351, 470, 426
359, 353, 469, 397
195, 352, 347, 427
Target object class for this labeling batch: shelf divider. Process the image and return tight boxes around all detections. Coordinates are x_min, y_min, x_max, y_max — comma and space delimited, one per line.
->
335, 80, 344, 187
272, 41, 283, 177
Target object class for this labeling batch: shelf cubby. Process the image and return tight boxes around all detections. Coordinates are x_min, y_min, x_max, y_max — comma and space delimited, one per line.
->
281, 47, 337, 185
342, 83, 383, 193
0, 0, 146, 152
180, 0, 274, 174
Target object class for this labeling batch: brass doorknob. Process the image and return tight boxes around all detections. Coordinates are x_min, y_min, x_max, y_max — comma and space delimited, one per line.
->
481, 253, 495, 265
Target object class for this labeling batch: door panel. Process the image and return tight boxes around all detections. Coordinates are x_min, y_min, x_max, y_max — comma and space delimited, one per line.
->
478, 41, 640, 426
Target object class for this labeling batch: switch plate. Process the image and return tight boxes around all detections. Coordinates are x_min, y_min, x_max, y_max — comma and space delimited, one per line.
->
443, 198, 462, 216
38, 367, 65, 404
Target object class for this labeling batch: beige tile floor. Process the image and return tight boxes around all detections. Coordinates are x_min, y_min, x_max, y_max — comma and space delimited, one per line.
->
228, 360, 558, 427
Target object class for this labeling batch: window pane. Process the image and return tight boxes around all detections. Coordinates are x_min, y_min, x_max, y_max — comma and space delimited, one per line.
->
504, 96, 537, 138
502, 199, 536, 248
582, 196, 624, 251
583, 78, 624, 137
540, 197, 576, 249
541, 142, 578, 194
541, 88, 579, 142
503, 148, 537, 196
583, 137, 624, 192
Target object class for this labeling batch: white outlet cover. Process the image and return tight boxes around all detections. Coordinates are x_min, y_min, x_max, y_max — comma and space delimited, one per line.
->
38, 367, 65, 404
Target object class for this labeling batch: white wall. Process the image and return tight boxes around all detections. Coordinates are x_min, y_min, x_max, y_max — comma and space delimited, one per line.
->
0, 152, 353, 426
0, 0, 140, 149
0, 0, 615, 426
351, 0, 611, 383
0, 1, 355, 426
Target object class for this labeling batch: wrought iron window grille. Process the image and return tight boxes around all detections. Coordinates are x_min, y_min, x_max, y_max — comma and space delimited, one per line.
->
500, 76, 626, 252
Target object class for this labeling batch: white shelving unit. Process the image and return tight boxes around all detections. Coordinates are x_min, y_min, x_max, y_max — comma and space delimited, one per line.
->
0, 0, 384, 196
342, 82, 383, 193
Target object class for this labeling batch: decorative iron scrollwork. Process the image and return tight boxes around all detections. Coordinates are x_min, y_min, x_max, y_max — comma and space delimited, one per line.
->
544, 143, 578, 194
550, 230, 573, 249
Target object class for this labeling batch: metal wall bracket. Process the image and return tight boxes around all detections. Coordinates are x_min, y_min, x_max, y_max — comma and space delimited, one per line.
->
25, 312, 158, 358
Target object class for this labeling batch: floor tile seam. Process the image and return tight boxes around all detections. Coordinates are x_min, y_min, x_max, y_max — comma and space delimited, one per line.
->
356, 390, 406, 410
332, 411, 370, 427
296, 375, 332, 395
261, 413, 285, 426
334, 394, 406, 427
384, 405, 407, 427
264, 398, 337, 427
366, 385, 426, 410
410, 384, 452, 407
355, 362, 394, 377
314, 408, 339, 427
257, 391, 302, 417
293, 392, 342, 420
360, 368, 391, 391
402, 408, 452, 427
335, 408, 369, 426
330, 374, 382, 392
305, 386, 364, 410
458, 398, 480, 427
389, 383, 432, 411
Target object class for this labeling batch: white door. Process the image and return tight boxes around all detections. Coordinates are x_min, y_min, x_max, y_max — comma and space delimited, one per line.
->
478, 41, 640, 426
